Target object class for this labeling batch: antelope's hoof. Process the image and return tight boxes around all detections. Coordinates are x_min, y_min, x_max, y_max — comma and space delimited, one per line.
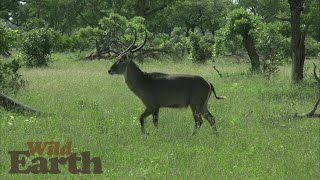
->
141, 130, 149, 135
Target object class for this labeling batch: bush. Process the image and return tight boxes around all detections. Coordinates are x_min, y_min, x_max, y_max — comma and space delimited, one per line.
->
0, 20, 18, 57
227, 8, 259, 36
147, 33, 171, 59
0, 60, 26, 94
52, 31, 91, 52
169, 27, 191, 56
213, 23, 244, 56
305, 37, 320, 57
21, 17, 46, 31
190, 33, 213, 63
78, 13, 147, 58
255, 22, 290, 76
21, 28, 54, 67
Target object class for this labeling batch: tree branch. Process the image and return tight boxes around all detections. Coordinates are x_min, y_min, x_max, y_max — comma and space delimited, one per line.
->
313, 63, 320, 84
145, 4, 167, 17
274, 16, 291, 22
212, 65, 222, 78
78, 12, 95, 27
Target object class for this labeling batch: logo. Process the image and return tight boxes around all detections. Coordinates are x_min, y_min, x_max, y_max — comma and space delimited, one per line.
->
8, 141, 103, 174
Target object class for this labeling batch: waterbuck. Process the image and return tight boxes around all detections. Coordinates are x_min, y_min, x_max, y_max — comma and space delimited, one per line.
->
108, 32, 225, 135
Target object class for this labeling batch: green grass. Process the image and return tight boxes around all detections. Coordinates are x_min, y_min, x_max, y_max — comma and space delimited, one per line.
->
1, 54, 319, 179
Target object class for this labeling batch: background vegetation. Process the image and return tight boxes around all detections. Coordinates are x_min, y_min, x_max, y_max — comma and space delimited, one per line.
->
0, 0, 319, 179
0, 0, 319, 74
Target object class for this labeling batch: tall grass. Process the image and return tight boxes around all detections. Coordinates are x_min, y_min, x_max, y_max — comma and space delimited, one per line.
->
1, 54, 319, 179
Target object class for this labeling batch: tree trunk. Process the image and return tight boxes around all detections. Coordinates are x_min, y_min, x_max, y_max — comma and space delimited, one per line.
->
289, 0, 305, 83
135, 0, 146, 17
242, 34, 260, 72
0, 50, 11, 57
185, 27, 191, 37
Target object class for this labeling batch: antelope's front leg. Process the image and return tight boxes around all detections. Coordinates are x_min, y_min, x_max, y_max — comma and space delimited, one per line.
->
139, 107, 154, 134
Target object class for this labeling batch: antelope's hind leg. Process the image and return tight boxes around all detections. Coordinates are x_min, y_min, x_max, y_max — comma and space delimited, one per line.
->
152, 108, 159, 128
202, 108, 218, 134
191, 105, 202, 135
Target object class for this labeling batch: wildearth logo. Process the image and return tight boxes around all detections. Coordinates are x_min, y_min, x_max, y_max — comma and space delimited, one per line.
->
8, 142, 103, 174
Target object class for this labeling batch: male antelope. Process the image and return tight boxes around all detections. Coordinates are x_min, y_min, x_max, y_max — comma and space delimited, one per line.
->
108, 32, 225, 135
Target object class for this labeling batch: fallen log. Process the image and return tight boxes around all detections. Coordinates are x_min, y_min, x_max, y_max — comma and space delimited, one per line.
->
293, 97, 320, 118
0, 92, 45, 115
291, 63, 320, 118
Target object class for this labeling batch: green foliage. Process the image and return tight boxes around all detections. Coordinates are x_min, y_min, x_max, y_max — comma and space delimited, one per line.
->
161, 0, 227, 35
190, 33, 213, 63
52, 31, 91, 52
236, 0, 287, 22
152, 33, 170, 48
303, 0, 320, 41
0, 0, 319, 80
214, 26, 243, 56
99, 12, 128, 32
0, 60, 26, 94
133, 26, 190, 60
21, 28, 54, 67
0, 20, 18, 56
227, 8, 259, 36
305, 37, 320, 57
21, 17, 47, 31
169, 27, 191, 56
255, 22, 290, 76
214, 8, 260, 57
226, 9, 261, 72
149, 33, 170, 52
79, 12, 147, 57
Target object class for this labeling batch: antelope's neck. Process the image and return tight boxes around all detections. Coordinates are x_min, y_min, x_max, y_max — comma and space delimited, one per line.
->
124, 61, 146, 94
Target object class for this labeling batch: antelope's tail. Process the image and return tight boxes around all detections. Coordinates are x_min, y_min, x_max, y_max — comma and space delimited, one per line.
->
210, 83, 226, 100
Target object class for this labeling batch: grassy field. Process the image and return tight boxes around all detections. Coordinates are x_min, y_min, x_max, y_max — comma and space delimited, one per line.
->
1, 53, 319, 179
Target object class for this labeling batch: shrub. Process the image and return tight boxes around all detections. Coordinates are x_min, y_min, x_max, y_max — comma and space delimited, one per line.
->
21, 28, 54, 67
305, 37, 320, 57
78, 13, 147, 59
215, 8, 262, 72
214, 26, 243, 56
169, 27, 191, 56
0, 20, 18, 57
0, 60, 26, 94
227, 8, 259, 37
51, 32, 91, 52
21, 17, 46, 31
190, 33, 213, 63
255, 22, 290, 76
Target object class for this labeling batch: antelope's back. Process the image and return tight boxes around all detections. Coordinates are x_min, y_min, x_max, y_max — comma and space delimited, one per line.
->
144, 72, 210, 107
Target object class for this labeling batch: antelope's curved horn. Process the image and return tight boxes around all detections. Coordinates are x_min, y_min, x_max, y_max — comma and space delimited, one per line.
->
130, 29, 147, 53
119, 29, 137, 56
